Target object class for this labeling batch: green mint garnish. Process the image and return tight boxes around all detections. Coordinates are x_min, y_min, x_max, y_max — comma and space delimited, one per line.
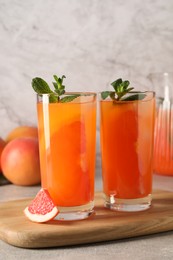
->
32, 75, 80, 103
101, 91, 112, 100
101, 78, 146, 101
52, 75, 66, 97
32, 77, 57, 102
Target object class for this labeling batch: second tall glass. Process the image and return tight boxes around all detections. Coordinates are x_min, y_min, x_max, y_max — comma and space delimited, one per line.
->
100, 91, 155, 212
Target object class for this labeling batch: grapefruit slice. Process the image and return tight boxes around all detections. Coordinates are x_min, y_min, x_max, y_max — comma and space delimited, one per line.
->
24, 188, 59, 223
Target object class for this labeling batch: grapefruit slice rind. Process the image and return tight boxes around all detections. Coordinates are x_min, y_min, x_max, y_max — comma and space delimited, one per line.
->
24, 206, 58, 223
24, 188, 59, 223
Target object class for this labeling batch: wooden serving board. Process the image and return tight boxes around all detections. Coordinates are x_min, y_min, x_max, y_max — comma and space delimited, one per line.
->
0, 190, 173, 249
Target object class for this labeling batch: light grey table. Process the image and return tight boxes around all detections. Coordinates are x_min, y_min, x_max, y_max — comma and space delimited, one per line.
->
0, 175, 173, 260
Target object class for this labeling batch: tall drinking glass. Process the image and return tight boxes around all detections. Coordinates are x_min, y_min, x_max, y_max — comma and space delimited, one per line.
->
100, 91, 155, 212
37, 92, 97, 220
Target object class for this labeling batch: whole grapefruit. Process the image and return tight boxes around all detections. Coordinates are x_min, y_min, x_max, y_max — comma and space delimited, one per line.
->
1, 137, 41, 186
6, 126, 38, 142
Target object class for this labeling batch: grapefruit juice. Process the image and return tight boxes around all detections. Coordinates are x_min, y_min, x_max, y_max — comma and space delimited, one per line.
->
100, 92, 155, 211
37, 93, 96, 220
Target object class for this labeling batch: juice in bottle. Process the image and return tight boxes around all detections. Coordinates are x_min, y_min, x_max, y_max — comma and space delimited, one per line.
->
149, 72, 173, 175
153, 107, 173, 175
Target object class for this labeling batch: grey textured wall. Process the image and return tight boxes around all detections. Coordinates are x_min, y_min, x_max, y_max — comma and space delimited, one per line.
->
0, 0, 173, 173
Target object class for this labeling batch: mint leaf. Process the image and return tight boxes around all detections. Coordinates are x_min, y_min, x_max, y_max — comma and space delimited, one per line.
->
53, 75, 66, 94
52, 75, 66, 96
101, 91, 112, 100
60, 94, 80, 103
32, 78, 52, 94
111, 78, 123, 91
32, 77, 58, 102
53, 75, 66, 86
49, 93, 59, 103
123, 80, 130, 89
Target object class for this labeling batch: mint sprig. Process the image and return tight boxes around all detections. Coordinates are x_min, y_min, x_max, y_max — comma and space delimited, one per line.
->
32, 75, 80, 103
101, 78, 146, 101
52, 75, 66, 96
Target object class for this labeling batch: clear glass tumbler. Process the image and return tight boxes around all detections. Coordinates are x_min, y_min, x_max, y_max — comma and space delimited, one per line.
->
37, 92, 97, 220
149, 72, 173, 176
100, 91, 155, 212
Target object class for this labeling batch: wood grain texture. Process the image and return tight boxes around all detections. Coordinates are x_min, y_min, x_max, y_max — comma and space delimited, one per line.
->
0, 190, 173, 248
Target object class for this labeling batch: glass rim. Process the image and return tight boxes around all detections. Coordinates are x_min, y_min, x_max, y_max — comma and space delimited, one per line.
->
99, 91, 155, 102
37, 91, 97, 97
98, 90, 155, 94
37, 92, 97, 104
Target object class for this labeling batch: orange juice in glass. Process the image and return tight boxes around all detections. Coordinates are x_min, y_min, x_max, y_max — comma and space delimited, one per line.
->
100, 90, 155, 212
37, 92, 96, 220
